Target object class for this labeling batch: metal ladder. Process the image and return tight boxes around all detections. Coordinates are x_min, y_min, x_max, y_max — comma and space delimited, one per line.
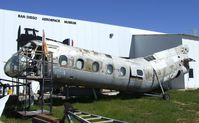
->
62, 103, 127, 123
67, 110, 127, 123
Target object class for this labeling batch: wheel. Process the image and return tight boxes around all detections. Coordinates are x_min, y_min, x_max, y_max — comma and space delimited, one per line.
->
162, 93, 170, 100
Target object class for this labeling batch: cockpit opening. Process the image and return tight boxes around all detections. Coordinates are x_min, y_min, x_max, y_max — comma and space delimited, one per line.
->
4, 41, 45, 77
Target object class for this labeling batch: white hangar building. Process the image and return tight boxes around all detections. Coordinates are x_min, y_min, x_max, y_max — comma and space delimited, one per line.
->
0, 9, 198, 90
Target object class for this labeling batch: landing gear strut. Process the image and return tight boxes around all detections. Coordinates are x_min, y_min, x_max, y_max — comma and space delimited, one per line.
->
153, 69, 170, 100
144, 69, 170, 100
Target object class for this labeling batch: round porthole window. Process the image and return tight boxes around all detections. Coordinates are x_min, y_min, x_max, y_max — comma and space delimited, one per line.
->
76, 59, 84, 70
120, 67, 126, 76
107, 64, 113, 74
92, 62, 100, 72
59, 55, 68, 66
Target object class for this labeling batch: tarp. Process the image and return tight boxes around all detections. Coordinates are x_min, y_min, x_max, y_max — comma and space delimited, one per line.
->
0, 95, 10, 117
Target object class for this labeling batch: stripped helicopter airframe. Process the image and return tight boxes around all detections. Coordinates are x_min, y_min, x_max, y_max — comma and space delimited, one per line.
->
4, 29, 193, 100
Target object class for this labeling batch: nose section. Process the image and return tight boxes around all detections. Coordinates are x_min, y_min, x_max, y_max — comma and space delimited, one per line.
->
4, 54, 29, 77
4, 55, 20, 77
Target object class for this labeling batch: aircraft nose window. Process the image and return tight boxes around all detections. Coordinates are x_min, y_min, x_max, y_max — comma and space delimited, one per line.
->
107, 64, 113, 74
76, 59, 84, 70
59, 55, 68, 66
4, 55, 20, 77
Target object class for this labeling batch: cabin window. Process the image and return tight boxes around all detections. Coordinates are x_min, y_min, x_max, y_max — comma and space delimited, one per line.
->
76, 59, 84, 70
92, 62, 100, 72
59, 55, 68, 66
137, 69, 143, 76
119, 67, 126, 76
107, 64, 113, 74
189, 68, 194, 78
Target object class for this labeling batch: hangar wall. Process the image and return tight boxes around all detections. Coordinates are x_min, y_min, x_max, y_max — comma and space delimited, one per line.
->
182, 38, 199, 89
130, 35, 181, 58
0, 9, 161, 80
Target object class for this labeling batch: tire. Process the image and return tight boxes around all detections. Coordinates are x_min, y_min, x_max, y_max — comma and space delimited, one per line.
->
162, 93, 170, 100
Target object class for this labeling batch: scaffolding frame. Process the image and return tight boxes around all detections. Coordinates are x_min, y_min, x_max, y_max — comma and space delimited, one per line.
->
15, 48, 54, 114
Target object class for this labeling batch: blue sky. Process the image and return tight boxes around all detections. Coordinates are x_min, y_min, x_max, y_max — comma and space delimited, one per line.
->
0, 0, 198, 34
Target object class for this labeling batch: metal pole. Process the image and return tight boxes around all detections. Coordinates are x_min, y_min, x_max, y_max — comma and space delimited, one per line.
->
28, 82, 31, 109
41, 51, 45, 113
17, 78, 19, 96
50, 52, 53, 113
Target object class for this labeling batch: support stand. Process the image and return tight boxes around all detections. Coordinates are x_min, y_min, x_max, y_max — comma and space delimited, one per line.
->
14, 49, 54, 116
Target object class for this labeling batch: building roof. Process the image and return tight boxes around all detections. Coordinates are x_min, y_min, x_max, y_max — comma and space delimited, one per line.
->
133, 34, 199, 41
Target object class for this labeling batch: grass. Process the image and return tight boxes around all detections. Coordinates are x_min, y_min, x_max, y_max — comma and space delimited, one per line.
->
0, 89, 199, 123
